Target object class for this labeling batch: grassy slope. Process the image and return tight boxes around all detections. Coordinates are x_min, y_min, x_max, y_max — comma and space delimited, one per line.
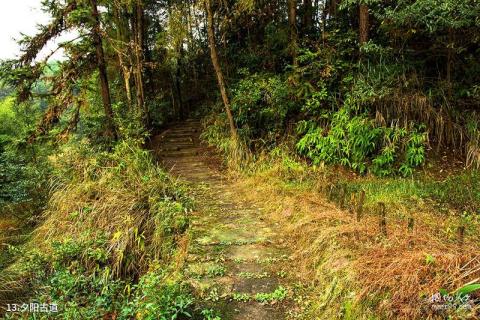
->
0, 140, 197, 319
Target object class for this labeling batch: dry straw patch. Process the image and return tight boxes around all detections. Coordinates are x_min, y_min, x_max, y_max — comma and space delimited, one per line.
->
31, 143, 190, 278
232, 163, 480, 319
376, 90, 480, 169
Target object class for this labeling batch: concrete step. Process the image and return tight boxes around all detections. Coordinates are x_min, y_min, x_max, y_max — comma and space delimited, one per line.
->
159, 150, 203, 157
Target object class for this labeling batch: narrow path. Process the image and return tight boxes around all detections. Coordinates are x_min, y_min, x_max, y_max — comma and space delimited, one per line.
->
151, 119, 296, 320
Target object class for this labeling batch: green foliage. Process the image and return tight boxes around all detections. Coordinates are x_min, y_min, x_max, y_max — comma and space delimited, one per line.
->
455, 283, 480, 297
200, 109, 232, 156
11, 238, 195, 320
230, 72, 294, 147
384, 0, 480, 32
0, 95, 50, 209
424, 253, 436, 265
0, 152, 36, 205
254, 286, 288, 303
296, 107, 427, 176
297, 108, 381, 173
424, 170, 480, 213
2, 142, 197, 319
122, 272, 193, 320
232, 292, 251, 302
330, 168, 480, 217
201, 308, 222, 320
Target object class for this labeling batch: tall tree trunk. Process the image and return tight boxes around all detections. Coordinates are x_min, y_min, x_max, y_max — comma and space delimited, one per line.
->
329, 0, 337, 18
142, 8, 155, 103
205, 0, 238, 140
112, 4, 133, 110
176, 45, 185, 119
187, 4, 200, 95
122, 65, 133, 110
321, 0, 328, 43
446, 28, 454, 99
90, 0, 117, 140
288, 0, 298, 66
132, 1, 149, 128
359, 4, 369, 45
302, 0, 313, 35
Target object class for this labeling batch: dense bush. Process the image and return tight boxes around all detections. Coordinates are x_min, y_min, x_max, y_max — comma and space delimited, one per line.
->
296, 106, 427, 176
230, 72, 294, 147
0, 95, 49, 210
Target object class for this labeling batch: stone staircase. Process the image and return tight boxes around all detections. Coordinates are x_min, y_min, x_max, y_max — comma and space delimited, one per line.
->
151, 119, 295, 320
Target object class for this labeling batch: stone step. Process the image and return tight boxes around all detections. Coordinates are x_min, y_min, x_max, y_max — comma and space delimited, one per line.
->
158, 146, 197, 152
160, 152, 203, 157
158, 143, 196, 148
162, 132, 197, 137
161, 137, 195, 142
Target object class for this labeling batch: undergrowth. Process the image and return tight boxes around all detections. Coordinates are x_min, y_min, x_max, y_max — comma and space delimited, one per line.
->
201, 117, 480, 319
0, 139, 212, 319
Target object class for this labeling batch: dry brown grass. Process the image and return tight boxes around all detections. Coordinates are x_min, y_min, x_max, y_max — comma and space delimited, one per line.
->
31, 146, 189, 278
376, 90, 480, 170
232, 163, 480, 319
376, 91, 463, 149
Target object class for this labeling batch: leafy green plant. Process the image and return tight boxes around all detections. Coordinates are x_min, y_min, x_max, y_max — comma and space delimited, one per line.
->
232, 292, 251, 302
455, 283, 480, 297
123, 272, 194, 320
425, 254, 436, 265
201, 308, 222, 320
297, 107, 427, 176
254, 286, 288, 303
230, 72, 294, 147
297, 107, 381, 174
238, 271, 269, 279
206, 264, 226, 277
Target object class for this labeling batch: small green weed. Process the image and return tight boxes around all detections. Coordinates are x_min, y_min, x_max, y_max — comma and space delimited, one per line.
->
238, 271, 269, 279
206, 264, 226, 277
232, 292, 251, 302
201, 308, 222, 320
254, 286, 288, 303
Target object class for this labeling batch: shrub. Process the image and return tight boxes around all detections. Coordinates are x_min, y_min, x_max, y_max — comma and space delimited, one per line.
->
1, 140, 195, 318
230, 72, 294, 148
296, 107, 427, 176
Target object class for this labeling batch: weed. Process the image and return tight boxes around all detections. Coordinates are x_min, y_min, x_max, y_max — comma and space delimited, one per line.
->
201, 308, 222, 320
207, 287, 220, 302
254, 286, 288, 303
232, 292, 251, 302
206, 264, 226, 278
238, 271, 269, 279
233, 258, 246, 264
256, 255, 289, 264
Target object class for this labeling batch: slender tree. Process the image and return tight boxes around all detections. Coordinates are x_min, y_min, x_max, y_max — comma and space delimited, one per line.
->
329, 0, 338, 18
288, 0, 298, 66
359, 3, 369, 45
302, 0, 314, 35
132, 0, 150, 127
110, 3, 133, 110
205, 0, 238, 140
90, 0, 117, 139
